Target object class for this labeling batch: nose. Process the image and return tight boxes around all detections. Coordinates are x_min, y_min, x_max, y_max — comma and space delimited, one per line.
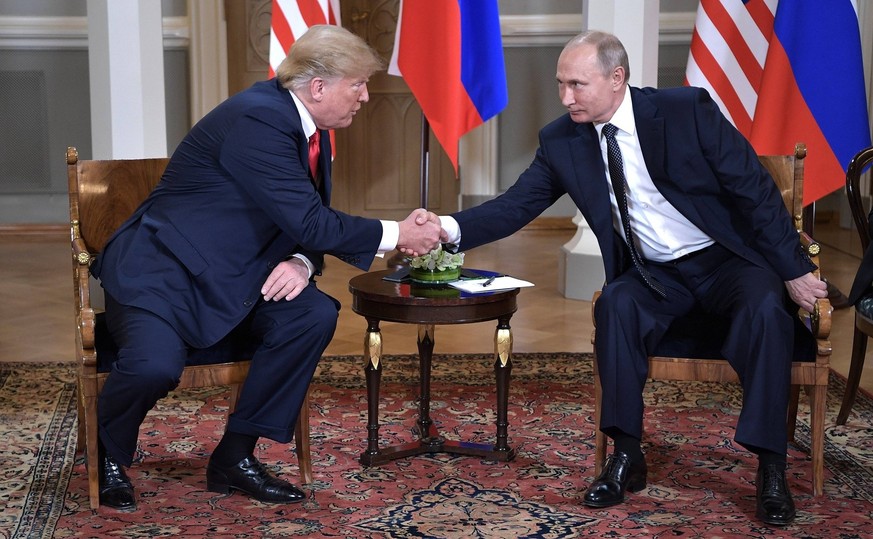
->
359, 83, 370, 103
559, 85, 574, 107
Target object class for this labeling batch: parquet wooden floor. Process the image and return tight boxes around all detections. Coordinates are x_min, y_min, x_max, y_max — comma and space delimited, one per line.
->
2, 221, 870, 399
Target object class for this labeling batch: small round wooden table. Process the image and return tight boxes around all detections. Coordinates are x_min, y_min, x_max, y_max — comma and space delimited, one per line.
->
348, 269, 520, 466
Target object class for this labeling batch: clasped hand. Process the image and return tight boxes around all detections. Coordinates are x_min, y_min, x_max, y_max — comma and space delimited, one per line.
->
785, 272, 829, 313
397, 208, 447, 257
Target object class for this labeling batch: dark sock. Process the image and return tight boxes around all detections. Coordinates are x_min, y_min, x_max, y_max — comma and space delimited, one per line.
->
211, 431, 258, 467
613, 433, 644, 463
757, 450, 787, 470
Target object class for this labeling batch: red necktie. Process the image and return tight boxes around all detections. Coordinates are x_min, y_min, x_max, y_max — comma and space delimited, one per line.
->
308, 130, 321, 183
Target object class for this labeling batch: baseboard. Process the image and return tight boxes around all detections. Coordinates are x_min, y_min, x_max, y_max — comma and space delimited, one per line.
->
523, 216, 575, 230
0, 224, 67, 239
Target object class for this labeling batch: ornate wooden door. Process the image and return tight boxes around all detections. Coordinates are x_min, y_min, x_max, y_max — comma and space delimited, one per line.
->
224, 0, 458, 219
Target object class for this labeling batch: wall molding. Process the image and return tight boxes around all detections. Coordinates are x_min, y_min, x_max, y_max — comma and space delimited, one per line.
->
0, 15, 189, 50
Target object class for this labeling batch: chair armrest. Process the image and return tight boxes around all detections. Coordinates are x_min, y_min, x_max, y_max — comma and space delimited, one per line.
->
795, 231, 831, 341
71, 220, 98, 365
798, 231, 820, 258
78, 306, 97, 351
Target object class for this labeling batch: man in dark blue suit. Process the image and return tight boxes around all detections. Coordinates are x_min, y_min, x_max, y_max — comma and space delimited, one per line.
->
91, 25, 442, 511
439, 30, 826, 526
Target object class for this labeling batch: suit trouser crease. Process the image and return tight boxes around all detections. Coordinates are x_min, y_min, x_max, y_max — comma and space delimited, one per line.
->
99, 285, 337, 467
594, 244, 794, 455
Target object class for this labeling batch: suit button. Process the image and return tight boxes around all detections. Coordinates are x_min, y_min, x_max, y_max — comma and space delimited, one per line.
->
243, 300, 253, 307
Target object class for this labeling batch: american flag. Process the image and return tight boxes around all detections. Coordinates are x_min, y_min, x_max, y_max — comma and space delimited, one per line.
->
269, 0, 341, 77
684, 0, 774, 140
685, 0, 870, 205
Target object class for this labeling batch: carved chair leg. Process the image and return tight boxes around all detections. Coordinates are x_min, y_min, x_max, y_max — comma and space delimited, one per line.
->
295, 388, 312, 484
786, 385, 801, 442
76, 386, 85, 454
593, 357, 607, 475
84, 393, 101, 510
808, 382, 826, 497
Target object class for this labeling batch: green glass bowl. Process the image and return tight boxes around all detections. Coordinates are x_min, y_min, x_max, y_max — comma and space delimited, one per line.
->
409, 266, 461, 284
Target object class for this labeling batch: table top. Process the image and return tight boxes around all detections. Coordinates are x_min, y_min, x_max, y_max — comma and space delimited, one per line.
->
348, 269, 519, 325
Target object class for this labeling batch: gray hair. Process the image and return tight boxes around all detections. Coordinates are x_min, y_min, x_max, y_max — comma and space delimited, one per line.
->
566, 30, 630, 83
276, 25, 385, 91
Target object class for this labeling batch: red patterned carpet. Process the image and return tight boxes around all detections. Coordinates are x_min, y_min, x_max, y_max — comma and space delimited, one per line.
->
3, 354, 872, 538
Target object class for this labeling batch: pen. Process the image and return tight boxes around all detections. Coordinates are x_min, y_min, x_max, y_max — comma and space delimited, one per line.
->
481, 275, 497, 287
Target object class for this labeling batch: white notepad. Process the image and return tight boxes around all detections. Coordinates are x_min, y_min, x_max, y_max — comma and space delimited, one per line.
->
448, 276, 535, 293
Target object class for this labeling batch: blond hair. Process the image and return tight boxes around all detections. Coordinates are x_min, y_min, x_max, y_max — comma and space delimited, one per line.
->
276, 25, 385, 90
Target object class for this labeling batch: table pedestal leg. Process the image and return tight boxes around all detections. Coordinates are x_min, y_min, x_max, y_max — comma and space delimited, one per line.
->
493, 315, 515, 458
416, 325, 441, 446
360, 317, 516, 466
360, 318, 383, 465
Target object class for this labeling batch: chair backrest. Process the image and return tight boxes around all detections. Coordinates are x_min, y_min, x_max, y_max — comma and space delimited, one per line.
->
845, 146, 873, 252
758, 142, 806, 232
67, 146, 169, 254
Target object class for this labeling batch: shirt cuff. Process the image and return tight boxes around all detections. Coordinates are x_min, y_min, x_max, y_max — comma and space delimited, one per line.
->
290, 253, 314, 279
379, 220, 399, 254
440, 215, 461, 244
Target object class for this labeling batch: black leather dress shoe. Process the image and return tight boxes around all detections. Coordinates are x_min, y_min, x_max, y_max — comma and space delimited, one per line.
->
582, 451, 647, 508
756, 464, 796, 526
206, 455, 305, 503
98, 449, 136, 511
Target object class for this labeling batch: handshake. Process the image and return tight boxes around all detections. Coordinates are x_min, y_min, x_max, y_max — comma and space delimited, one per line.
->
396, 208, 449, 257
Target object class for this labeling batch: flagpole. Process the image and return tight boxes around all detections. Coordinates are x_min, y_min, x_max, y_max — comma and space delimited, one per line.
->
419, 111, 430, 209
387, 111, 431, 270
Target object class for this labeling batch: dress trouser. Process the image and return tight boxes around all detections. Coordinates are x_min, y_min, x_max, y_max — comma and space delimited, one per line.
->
593, 243, 794, 456
98, 284, 338, 467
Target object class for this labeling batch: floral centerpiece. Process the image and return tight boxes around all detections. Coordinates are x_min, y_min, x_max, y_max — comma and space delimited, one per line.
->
409, 244, 465, 284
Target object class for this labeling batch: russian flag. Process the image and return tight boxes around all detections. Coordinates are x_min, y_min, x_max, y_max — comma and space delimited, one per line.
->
686, 0, 870, 205
389, 0, 508, 176
751, 1, 870, 204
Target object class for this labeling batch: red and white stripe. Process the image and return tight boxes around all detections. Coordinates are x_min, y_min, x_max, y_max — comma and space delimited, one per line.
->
268, 0, 340, 77
684, 0, 777, 138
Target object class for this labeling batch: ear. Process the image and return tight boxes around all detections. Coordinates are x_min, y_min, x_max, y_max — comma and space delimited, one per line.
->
612, 66, 625, 88
309, 77, 325, 102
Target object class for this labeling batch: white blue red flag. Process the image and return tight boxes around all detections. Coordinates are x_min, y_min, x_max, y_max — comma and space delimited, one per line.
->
686, 0, 870, 204
389, 0, 509, 176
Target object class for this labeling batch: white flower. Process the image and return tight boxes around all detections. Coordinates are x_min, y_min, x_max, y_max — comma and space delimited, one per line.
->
410, 245, 465, 271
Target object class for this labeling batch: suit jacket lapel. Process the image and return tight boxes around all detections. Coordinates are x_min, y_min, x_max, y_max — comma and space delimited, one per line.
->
631, 88, 708, 230
567, 122, 631, 279
631, 89, 667, 183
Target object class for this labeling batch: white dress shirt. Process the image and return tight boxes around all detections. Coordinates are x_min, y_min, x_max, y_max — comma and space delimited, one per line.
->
597, 86, 713, 262
439, 86, 713, 262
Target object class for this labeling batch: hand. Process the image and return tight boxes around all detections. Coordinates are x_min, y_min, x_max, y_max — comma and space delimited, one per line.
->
784, 272, 828, 313
261, 258, 309, 301
397, 208, 442, 257
413, 209, 450, 243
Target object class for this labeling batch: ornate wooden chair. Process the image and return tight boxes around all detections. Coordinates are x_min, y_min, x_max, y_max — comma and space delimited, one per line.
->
591, 143, 831, 497
838, 145, 873, 425
67, 146, 312, 510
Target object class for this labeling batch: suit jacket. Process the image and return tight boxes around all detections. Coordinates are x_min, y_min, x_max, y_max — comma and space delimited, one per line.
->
848, 212, 873, 305
452, 86, 815, 285
92, 78, 383, 348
